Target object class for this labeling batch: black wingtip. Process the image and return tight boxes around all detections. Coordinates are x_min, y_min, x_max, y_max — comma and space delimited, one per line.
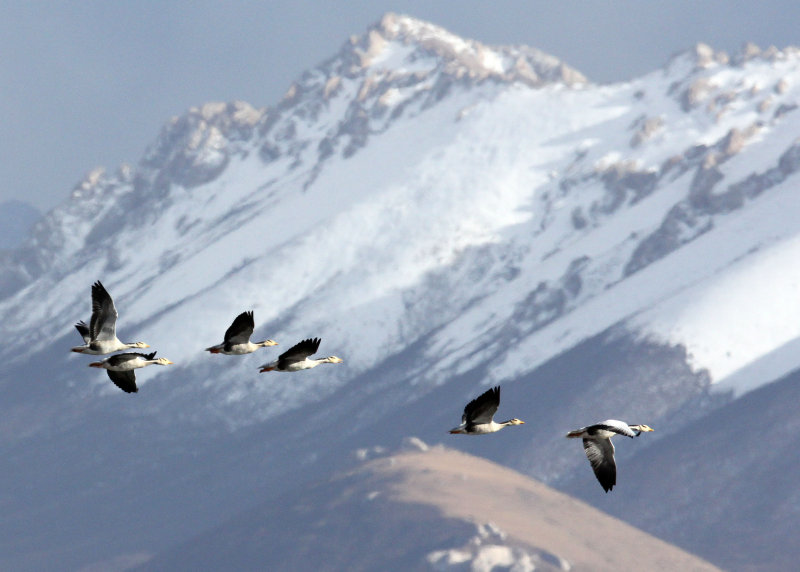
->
91, 280, 111, 300
481, 386, 500, 401
299, 337, 322, 351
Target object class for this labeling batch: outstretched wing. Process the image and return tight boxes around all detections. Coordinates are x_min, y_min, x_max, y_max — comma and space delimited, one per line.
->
583, 437, 617, 492
74, 321, 91, 344
463, 386, 500, 427
224, 311, 255, 347
597, 419, 638, 438
278, 338, 320, 369
106, 370, 138, 393
90, 281, 118, 342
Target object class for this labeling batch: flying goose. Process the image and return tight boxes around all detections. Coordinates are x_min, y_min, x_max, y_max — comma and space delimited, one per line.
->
258, 338, 342, 372
71, 281, 149, 355
449, 386, 524, 434
566, 420, 654, 492
89, 351, 173, 393
205, 311, 278, 354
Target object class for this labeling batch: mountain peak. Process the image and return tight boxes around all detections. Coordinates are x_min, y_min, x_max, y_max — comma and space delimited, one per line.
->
665, 40, 800, 79
347, 12, 587, 87
140, 100, 265, 190
375, 12, 459, 43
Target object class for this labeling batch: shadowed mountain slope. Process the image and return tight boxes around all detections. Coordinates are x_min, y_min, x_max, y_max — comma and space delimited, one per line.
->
138, 445, 720, 572
568, 366, 800, 572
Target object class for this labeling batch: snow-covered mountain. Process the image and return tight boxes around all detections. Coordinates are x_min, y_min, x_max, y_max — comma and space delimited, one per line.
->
1, 13, 799, 571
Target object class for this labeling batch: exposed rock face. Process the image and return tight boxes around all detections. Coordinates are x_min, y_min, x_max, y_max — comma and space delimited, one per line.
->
257, 12, 588, 171
625, 137, 800, 276
0, 14, 588, 302
138, 101, 264, 192
630, 115, 665, 147
681, 77, 716, 111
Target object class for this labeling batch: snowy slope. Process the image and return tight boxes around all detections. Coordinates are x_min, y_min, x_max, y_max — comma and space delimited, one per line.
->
1, 14, 800, 570
3, 30, 800, 419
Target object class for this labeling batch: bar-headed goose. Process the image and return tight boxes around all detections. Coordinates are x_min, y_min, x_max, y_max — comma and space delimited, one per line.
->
71, 281, 149, 355
258, 338, 342, 372
449, 386, 524, 434
566, 420, 654, 492
89, 351, 173, 393
205, 311, 277, 354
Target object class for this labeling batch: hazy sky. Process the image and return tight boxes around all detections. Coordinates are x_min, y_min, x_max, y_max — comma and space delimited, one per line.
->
3, 0, 800, 211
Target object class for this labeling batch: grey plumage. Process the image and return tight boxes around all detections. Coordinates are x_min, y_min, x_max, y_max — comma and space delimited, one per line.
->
71, 281, 149, 354
566, 420, 654, 492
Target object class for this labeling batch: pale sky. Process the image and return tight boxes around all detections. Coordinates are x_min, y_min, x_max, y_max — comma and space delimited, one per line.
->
3, 0, 800, 211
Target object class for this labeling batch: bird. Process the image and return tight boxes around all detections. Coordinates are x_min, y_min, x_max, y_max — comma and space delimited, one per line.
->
71, 281, 149, 355
448, 386, 525, 434
205, 311, 278, 354
566, 420, 654, 492
89, 351, 173, 393
258, 338, 342, 372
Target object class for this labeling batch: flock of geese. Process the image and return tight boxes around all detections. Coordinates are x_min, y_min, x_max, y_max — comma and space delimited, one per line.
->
70, 281, 652, 493
449, 385, 653, 492
71, 282, 343, 393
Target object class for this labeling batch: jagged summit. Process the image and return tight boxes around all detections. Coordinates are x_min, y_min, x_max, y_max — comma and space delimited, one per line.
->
141, 101, 265, 190
277, 11, 588, 118
18, 13, 585, 228
664, 40, 800, 79
126, 15, 585, 198
349, 12, 588, 87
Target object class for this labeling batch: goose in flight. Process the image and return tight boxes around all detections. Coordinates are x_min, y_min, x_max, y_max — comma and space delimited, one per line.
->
258, 338, 342, 372
205, 311, 278, 354
449, 386, 524, 434
89, 351, 173, 393
566, 420, 654, 492
71, 281, 149, 355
